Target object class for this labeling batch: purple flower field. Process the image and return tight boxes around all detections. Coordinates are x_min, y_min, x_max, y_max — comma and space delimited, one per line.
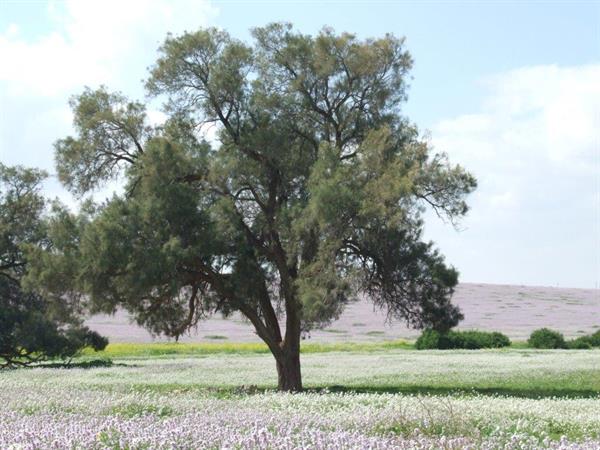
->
2, 352, 599, 449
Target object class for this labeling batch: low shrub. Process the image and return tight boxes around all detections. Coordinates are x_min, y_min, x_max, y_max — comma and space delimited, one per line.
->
415, 329, 511, 350
589, 330, 600, 347
566, 330, 600, 349
489, 331, 512, 348
528, 328, 567, 349
459, 331, 511, 349
567, 336, 593, 349
415, 329, 446, 349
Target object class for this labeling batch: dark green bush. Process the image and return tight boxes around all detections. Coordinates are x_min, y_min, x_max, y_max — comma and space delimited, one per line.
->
415, 329, 511, 350
414, 329, 449, 350
415, 329, 444, 349
589, 330, 600, 347
567, 336, 593, 349
489, 331, 512, 348
566, 330, 600, 349
527, 328, 567, 349
457, 330, 511, 349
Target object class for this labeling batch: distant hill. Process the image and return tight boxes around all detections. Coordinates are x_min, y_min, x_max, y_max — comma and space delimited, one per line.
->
86, 283, 599, 343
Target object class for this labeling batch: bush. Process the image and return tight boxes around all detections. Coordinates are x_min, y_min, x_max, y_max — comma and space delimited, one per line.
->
589, 330, 600, 347
415, 329, 511, 350
528, 328, 567, 349
567, 336, 593, 349
566, 330, 600, 349
457, 330, 511, 349
416, 329, 445, 349
489, 331, 512, 348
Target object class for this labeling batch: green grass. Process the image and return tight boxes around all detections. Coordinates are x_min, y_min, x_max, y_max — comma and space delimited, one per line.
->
365, 330, 386, 336
510, 340, 529, 348
74, 347, 600, 399
83, 342, 272, 358
83, 340, 415, 358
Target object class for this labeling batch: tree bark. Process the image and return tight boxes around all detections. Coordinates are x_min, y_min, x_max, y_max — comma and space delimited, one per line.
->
275, 349, 303, 392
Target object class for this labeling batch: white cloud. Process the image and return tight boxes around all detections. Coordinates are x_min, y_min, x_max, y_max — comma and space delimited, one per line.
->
0, 0, 218, 211
0, 0, 218, 97
5, 23, 19, 37
433, 64, 599, 212
426, 64, 600, 288
458, 65, 598, 171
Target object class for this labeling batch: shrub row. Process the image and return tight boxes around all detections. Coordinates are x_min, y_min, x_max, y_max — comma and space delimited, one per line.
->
528, 327, 600, 349
415, 329, 511, 350
415, 327, 600, 350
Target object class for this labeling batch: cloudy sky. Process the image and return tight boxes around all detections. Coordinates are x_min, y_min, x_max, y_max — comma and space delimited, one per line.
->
0, 1, 598, 289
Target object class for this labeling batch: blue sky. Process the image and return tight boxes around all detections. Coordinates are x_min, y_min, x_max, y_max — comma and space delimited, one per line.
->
0, 0, 598, 288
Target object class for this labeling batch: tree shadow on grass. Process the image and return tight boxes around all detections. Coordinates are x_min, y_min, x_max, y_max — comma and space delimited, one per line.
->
23, 359, 137, 369
160, 384, 600, 399
312, 384, 600, 399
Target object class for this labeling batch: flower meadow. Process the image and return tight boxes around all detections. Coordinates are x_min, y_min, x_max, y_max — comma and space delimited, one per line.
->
1, 351, 599, 449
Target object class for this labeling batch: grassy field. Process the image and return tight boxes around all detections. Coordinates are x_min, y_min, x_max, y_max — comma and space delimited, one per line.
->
82, 340, 415, 358
2, 346, 600, 449
75, 345, 600, 397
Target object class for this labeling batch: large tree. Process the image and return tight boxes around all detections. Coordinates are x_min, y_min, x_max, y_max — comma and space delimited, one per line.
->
0, 164, 107, 368
28, 24, 475, 390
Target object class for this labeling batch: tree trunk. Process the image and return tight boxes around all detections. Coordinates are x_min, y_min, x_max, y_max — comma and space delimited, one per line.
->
276, 349, 303, 392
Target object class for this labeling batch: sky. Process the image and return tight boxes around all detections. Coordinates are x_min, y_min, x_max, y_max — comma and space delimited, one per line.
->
0, 0, 598, 289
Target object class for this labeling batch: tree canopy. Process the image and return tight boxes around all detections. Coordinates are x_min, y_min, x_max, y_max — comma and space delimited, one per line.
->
0, 164, 107, 368
27, 23, 476, 390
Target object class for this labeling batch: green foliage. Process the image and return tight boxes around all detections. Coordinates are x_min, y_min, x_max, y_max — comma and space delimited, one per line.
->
28, 23, 476, 389
415, 329, 445, 349
0, 287, 105, 368
589, 330, 600, 347
0, 163, 47, 279
459, 330, 511, 349
54, 87, 152, 196
566, 330, 600, 349
488, 331, 512, 348
0, 164, 107, 368
415, 329, 511, 350
528, 328, 567, 349
567, 336, 593, 349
